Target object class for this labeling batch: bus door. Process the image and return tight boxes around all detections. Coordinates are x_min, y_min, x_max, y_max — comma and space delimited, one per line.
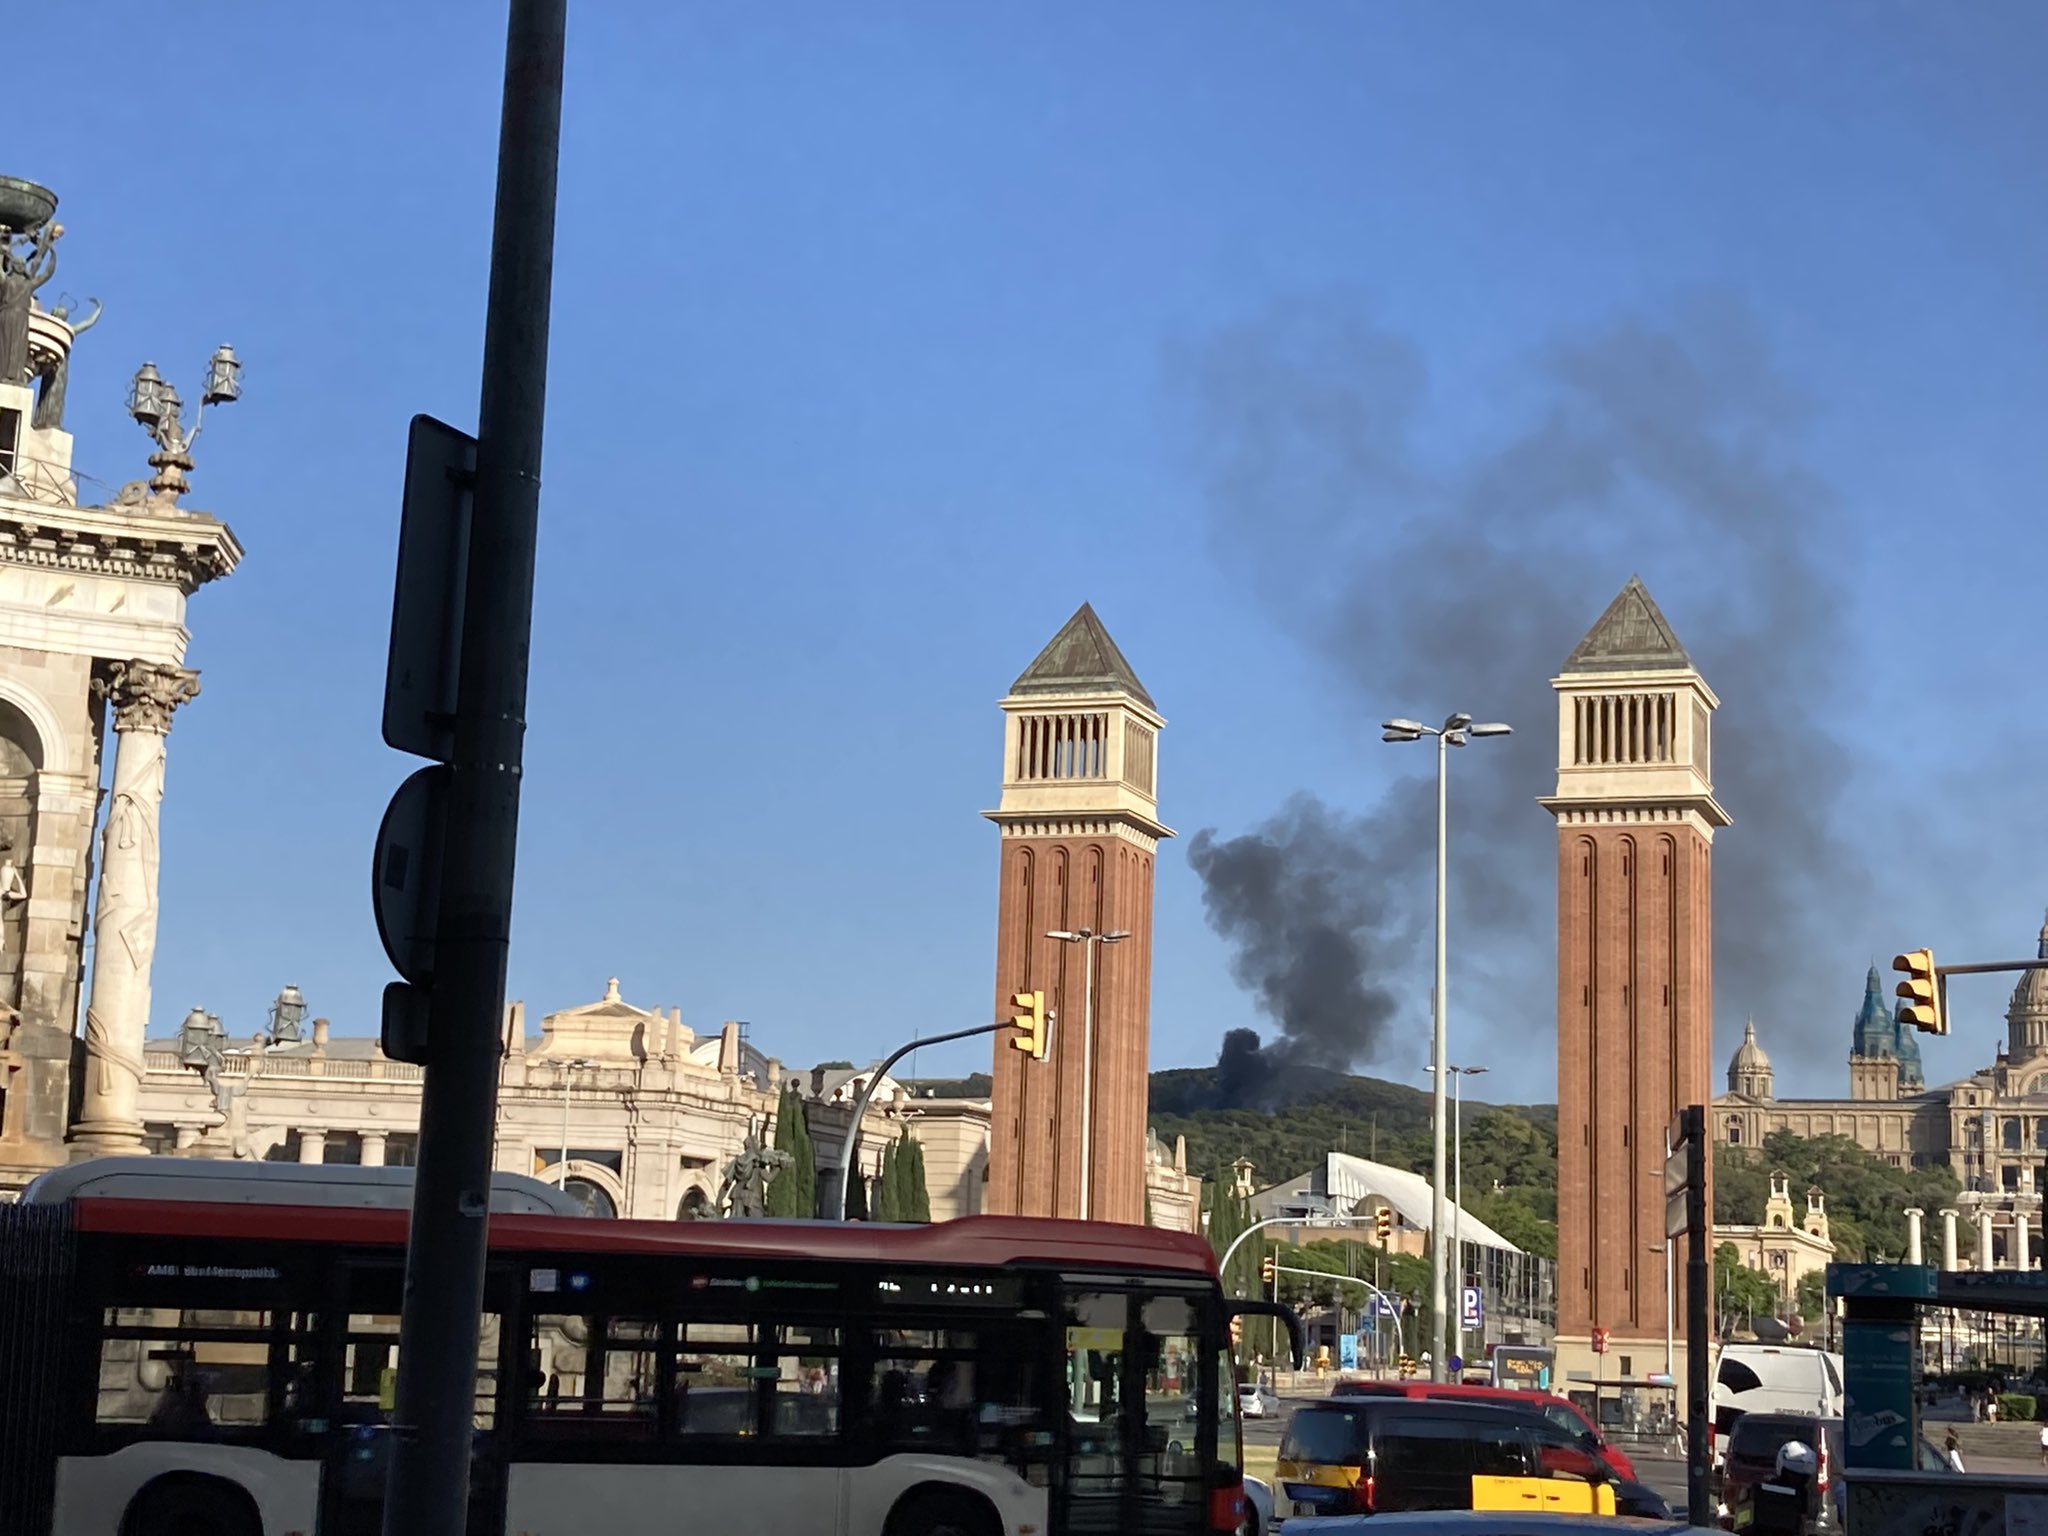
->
1059, 1282, 1217, 1536
318, 1259, 514, 1536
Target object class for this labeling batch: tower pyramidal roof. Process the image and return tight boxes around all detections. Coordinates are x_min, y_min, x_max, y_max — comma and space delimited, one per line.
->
1010, 602, 1156, 709
1562, 576, 1693, 675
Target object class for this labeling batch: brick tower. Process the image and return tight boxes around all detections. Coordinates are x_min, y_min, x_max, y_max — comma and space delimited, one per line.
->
1541, 577, 1725, 1383
985, 604, 1169, 1223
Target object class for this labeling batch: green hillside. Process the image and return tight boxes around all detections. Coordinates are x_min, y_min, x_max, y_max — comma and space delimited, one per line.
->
1149, 1067, 1561, 1257
899, 1062, 1562, 1256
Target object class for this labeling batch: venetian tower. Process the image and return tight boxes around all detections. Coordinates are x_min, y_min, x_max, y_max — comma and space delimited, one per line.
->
1541, 576, 1726, 1379
0, 177, 241, 1182
984, 604, 1168, 1223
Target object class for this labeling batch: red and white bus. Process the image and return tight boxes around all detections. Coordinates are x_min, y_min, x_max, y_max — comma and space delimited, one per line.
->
0, 1160, 1294, 1536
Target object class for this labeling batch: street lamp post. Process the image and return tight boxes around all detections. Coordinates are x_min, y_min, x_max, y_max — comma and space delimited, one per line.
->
1427, 1061, 1488, 1375
1384, 714, 1511, 1382
558, 1057, 594, 1189
1046, 927, 1129, 1220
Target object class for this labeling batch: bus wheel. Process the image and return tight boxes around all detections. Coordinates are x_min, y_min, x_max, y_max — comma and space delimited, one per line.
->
887, 1489, 1000, 1536
122, 1476, 261, 1536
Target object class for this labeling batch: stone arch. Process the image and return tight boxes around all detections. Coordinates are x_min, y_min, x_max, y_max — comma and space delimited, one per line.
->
0, 681, 64, 776
541, 1157, 624, 1217
676, 1179, 715, 1221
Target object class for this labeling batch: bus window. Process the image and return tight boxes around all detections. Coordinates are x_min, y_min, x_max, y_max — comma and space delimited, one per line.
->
765, 1322, 839, 1437
673, 1320, 761, 1438
95, 1302, 305, 1439
342, 1307, 500, 1430
1064, 1289, 1218, 1536
525, 1312, 661, 1429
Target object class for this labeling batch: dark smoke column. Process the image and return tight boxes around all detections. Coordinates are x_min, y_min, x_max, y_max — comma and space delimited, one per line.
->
1540, 578, 1723, 1393
984, 604, 1170, 1224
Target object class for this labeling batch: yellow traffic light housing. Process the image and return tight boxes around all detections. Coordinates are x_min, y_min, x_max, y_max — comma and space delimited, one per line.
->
1260, 1255, 1276, 1285
1374, 1206, 1393, 1243
1894, 949, 1947, 1035
1009, 990, 1049, 1059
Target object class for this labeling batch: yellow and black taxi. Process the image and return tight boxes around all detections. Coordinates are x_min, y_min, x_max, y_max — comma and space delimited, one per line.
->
1275, 1396, 1671, 1520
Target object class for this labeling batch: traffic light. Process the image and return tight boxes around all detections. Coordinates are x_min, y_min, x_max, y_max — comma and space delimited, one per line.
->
1374, 1206, 1393, 1244
1894, 949, 1947, 1035
1398, 1354, 1417, 1379
1260, 1254, 1276, 1286
1009, 990, 1049, 1059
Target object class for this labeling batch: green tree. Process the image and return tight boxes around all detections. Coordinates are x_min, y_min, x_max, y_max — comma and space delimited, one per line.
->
1795, 1269, 1827, 1323
1715, 1133, 1960, 1261
1715, 1242, 1782, 1330
902, 1133, 931, 1223
766, 1084, 817, 1218
1207, 1170, 1256, 1298
874, 1137, 901, 1221
845, 1133, 870, 1221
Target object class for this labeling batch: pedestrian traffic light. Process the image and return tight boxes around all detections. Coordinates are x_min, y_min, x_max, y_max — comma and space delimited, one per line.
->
1894, 949, 1947, 1035
1261, 1255, 1276, 1286
1009, 990, 1049, 1059
1374, 1206, 1393, 1244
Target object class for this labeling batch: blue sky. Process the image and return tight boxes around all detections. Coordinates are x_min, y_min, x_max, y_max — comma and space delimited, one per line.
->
15, 3, 2047, 1100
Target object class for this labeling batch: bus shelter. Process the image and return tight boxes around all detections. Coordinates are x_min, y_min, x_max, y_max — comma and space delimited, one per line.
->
1831, 1262, 2048, 1536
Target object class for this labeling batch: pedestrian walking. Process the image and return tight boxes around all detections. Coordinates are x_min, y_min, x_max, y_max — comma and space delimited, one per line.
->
2038, 1423, 2047, 1468
1946, 1431, 1966, 1474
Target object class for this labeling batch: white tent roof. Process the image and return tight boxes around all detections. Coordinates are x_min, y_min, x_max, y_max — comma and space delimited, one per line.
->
1316, 1151, 1522, 1255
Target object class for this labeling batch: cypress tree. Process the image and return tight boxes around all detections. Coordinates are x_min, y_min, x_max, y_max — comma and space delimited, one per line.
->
903, 1134, 931, 1223
874, 1137, 901, 1221
765, 1084, 815, 1218
845, 1133, 870, 1221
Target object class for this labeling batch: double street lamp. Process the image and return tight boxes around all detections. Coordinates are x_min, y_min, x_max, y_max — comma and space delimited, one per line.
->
1384, 713, 1511, 1382
1046, 926, 1129, 1221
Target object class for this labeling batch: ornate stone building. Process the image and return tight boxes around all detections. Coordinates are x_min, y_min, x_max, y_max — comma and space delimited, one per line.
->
1544, 577, 1724, 1385
984, 604, 1168, 1223
92, 976, 1204, 1228
1717, 914, 2048, 1268
0, 179, 241, 1183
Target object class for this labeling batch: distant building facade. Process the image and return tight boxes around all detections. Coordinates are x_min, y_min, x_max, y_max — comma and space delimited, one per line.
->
82, 976, 1202, 1229
1716, 913, 2048, 1269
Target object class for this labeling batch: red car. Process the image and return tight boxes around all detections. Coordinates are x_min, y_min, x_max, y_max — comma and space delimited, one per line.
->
1328, 1379, 1640, 1482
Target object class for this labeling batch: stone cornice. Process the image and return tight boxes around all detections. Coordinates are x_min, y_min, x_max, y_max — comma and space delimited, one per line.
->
1538, 795, 1731, 833
983, 814, 1166, 852
0, 492, 242, 591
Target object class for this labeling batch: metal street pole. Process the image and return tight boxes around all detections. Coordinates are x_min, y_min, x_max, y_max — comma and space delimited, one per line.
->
1430, 729, 1449, 1382
383, 5, 563, 1533
1452, 1067, 1464, 1373
829, 1021, 1006, 1220
1049, 928, 1126, 1221
557, 1059, 591, 1189
1078, 935, 1097, 1221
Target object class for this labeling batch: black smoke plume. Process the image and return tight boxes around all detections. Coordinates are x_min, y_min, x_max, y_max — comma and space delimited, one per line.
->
1177, 292, 1869, 1101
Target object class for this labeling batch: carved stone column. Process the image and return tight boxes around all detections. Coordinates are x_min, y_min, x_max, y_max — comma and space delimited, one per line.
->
1905, 1208, 1924, 1266
297, 1129, 327, 1166
1941, 1208, 1959, 1272
361, 1130, 388, 1168
1978, 1209, 1997, 1272
2017, 1211, 2032, 1272
69, 661, 200, 1154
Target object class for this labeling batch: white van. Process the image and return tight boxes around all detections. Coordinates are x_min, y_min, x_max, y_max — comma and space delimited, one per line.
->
1714, 1342, 1845, 1423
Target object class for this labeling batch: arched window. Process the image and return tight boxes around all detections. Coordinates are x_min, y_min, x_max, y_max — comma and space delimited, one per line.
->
563, 1177, 617, 1219
677, 1187, 710, 1222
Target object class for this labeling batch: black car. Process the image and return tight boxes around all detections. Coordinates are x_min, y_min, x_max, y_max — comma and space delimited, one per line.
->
1276, 1396, 1671, 1521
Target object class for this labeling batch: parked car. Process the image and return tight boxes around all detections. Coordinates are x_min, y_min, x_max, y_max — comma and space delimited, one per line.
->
1329, 1379, 1639, 1482
1241, 1382, 1282, 1419
1716, 1412, 1842, 1533
1275, 1397, 1669, 1521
